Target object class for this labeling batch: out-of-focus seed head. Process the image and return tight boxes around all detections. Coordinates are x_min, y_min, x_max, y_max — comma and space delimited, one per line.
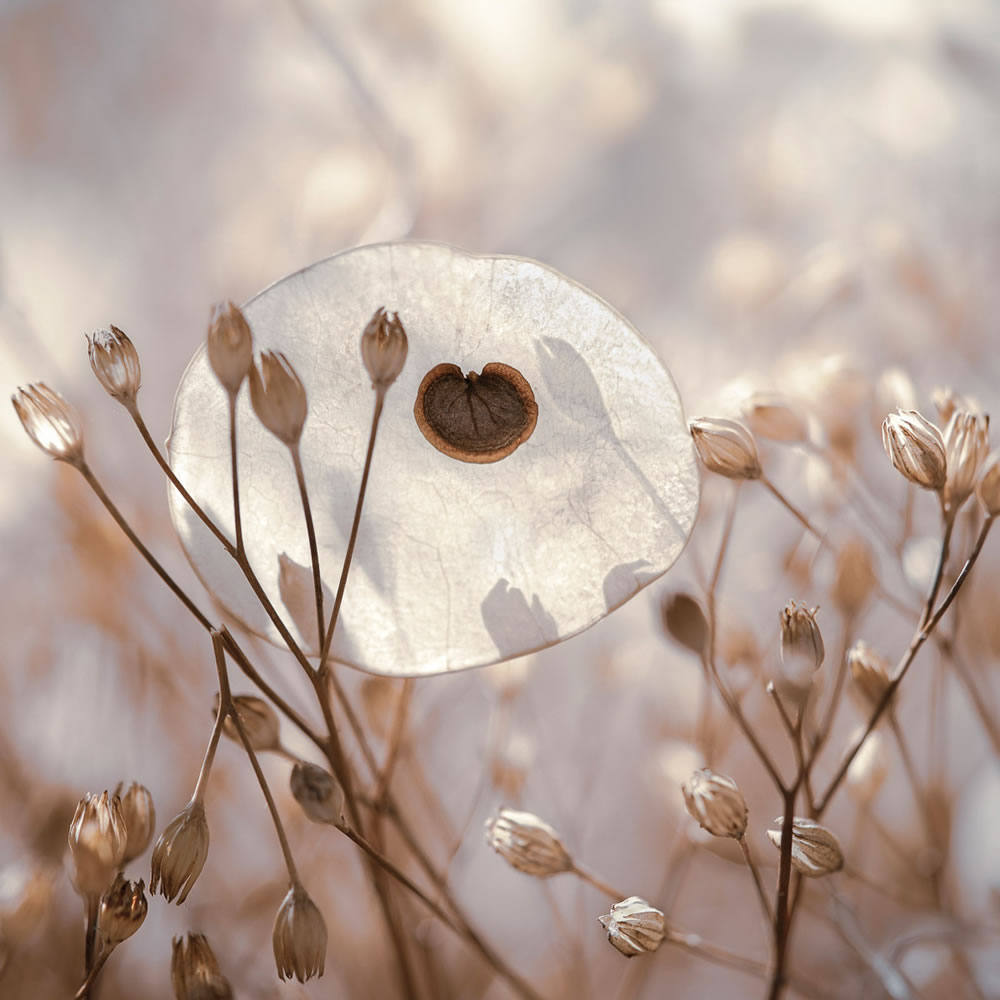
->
599, 896, 667, 958
744, 392, 808, 443
212, 693, 281, 753
660, 592, 709, 657
207, 301, 254, 397
689, 416, 762, 480
766, 817, 844, 877
832, 537, 877, 620
846, 730, 888, 805
881, 409, 946, 491
931, 386, 981, 428
272, 882, 327, 983
249, 350, 308, 447
484, 808, 573, 877
681, 768, 748, 839
87, 326, 141, 407
150, 801, 209, 905
11, 383, 85, 466
360, 307, 408, 390
848, 640, 891, 714
290, 761, 345, 827
115, 781, 156, 864
977, 452, 1000, 517
171, 933, 233, 1000
873, 368, 917, 429
67, 791, 127, 899
942, 409, 990, 512
776, 601, 825, 710
97, 873, 147, 946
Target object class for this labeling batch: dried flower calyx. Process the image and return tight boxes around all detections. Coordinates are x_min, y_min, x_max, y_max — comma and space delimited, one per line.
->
681, 768, 748, 839
207, 301, 254, 397
361, 307, 408, 390
12, 383, 85, 466
290, 761, 345, 827
485, 807, 573, 877
273, 882, 327, 982
98, 872, 147, 946
249, 350, 308, 447
172, 932, 233, 1000
942, 408, 990, 511
150, 800, 209, 905
688, 416, 762, 480
766, 817, 844, 877
88, 325, 141, 406
599, 896, 667, 957
881, 409, 946, 491
116, 781, 156, 864
67, 791, 127, 899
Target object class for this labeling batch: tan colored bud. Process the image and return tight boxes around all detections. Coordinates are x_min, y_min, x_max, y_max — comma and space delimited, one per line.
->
766, 817, 844, 877
87, 326, 141, 406
776, 601, 824, 708
207, 301, 254, 396
881, 409, 946, 491
942, 409, 990, 511
97, 872, 147, 946
361, 307, 408, 390
599, 896, 667, 957
744, 392, 808, 443
171, 932, 233, 1000
150, 801, 209, 905
211, 693, 281, 752
848, 640, 892, 714
977, 451, 1000, 517
67, 791, 127, 899
249, 350, 308, 446
660, 592, 708, 657
272, 882, 327, 983
846, 729, 888, 805
115, 781, 156, 864
688, 416, 762, 480
11, 383, 85, 466
290, 761, 345, 827
681, 768, 748, 838
832, 537, 877, 619
484, 808, 573, 877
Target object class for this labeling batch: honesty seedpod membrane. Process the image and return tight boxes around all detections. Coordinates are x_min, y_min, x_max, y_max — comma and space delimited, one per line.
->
167, 242, 699, 676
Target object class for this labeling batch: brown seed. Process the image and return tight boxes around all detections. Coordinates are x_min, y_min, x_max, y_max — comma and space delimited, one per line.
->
413, 362, 538, 463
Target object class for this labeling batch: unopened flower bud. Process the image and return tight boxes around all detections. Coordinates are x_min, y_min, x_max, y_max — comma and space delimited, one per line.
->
832, 537, 877, 619
171, 932, 233, 1000
273, 882, 327, 982
290, 761, 345, 827
681, 768, 748, 839
87, 326, 141, 406
848, 640, 892, 714
776, 601, 825, 708
150, 801, 209, 904
212, 693, 281, 752
67, 791, 127, 899
689, 417, 762, 480
115, 781, 156, 864
599, 896, 666, 957
744, 392, 808, 443
977, 452, 1000, 517
942, 409, 990, 511
660, 592, 708, 657
881, 409, 946, 491
97, 873, 147, 946
12, 383, 85, 466
846, 730, 888, 805
766, 817, 844, 877
485, 808, 573, 877
361, 307, 408, 390
207, 302, 254, 396
249, 350, 308, 446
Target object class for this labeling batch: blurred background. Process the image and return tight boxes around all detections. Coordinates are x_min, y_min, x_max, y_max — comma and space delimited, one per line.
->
4, 0, 1000, 997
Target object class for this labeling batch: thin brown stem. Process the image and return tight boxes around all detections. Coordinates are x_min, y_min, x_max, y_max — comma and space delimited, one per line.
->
80, 895, 99, 1000
739, 834, 774, 926
570, 863, 626, 901
768, 785, 800, 1000
920, 506, 953, 629
228, 393, 245, 556
75, 939, 112, 1000
375, 679, 414, 806
290, 443, 325, 649
192, 681, 226, 805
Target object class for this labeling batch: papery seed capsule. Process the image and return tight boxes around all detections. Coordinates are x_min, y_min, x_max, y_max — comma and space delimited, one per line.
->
776, 601, 825, 709
688, 416, 762, 480
97, 872, 147, 946
116, 781, 156, 864
361, 307, 408, 390
942, 409, 990, 512
207, 301, 254, 396
848, 640, 892, 714
681, 768, 748, 839
88, 326, 141, 406
660, 592, 709, 657
212, 693, 282, 753
766, 817, 844, 877
881, 409, 946, 491
150, 801, 209, 905
67, 791, 127, 899
599, 896, 667, 957
744, 392, 808, 443
272, 882, 327, 982
11, 383, 85, 466
290, 761, 345, 827
484, 808, 573, 877
249, 350, 308, 446
171, 932, 233, 1000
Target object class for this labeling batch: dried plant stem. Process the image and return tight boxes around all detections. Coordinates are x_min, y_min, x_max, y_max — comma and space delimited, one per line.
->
289, 443, 325, 649
570, 863, 626, 901
920, 507, 954, 628
769, 783, 801, 1000
75, 939, 112, 1000
738, 835, 774, 926
192, 682, 226, 804
79, 895, 100, 1000
227, 393, 245, 555
375, 679, 414, 806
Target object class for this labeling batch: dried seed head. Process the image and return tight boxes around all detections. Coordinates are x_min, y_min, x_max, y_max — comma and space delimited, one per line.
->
688, 416, 762, 480
248, 350, 308, 447
848, 640, 891, 714
776, 601, 825, 709
272, 882, 327, 983
766, 817, 844, 877
744, 392, 808, 443
681, 768, 748, 839
87, 326, 141, 406
881, 409, 946, 491
484, 808, 573, 877
290, 761, 345, 827
97, 872, 147, 946
171, 933, 233, 1000
931, 386, 980, 428
115, 781, 156, 864
846, 730, 888, 805
942, 409, 990, 512
360, 307, 408, 390
832, 537, 877, 619
150, 801, 209, 905
599, 896, 667, 957
11, 383, 85, 466
207, 301, 254, 396
212, 693, 281, 753
660, 592, 709, 657
977, 451, 1000, 517
67, 791, 127, 899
